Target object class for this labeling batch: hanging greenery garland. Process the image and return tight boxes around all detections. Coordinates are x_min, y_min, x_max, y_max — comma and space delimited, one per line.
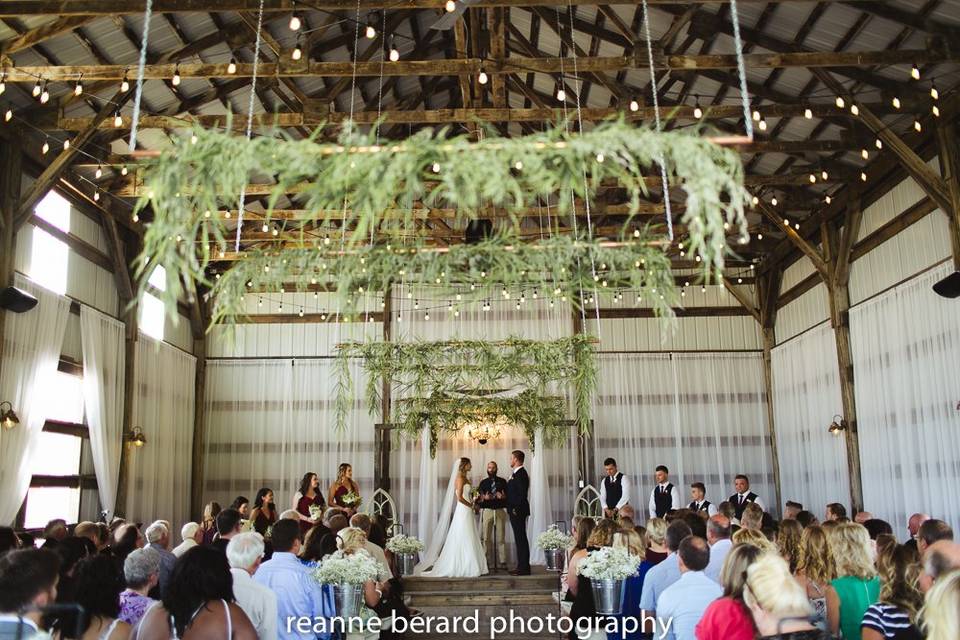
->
132, 118, 749, 326
334, 335, 598, 437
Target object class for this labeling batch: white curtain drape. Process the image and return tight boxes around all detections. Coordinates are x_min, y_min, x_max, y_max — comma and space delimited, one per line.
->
80, 305, 126, 519
850, 263, 960, 534
594, 352, 774, 519
202, 358, 374, 511
0, 275, 70, 524
528, 429, 552, 565
771, 322, 850, 515
125, 334, 195, 534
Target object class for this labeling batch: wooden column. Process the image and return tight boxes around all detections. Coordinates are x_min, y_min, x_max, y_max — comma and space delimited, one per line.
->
936, 120, 960, 270
113, 234, 141, 519
0, 133, 23, 380
374, 286, 393, 492
757, 268, 783, 515
190, 334, 208, 520
822, 200, 865, 513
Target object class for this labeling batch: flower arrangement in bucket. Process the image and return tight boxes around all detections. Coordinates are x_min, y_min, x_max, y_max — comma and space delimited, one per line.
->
386, 534, 425, 576
313, 550, 381, 619
536, 525, 574, 572
578, 547, 642, 614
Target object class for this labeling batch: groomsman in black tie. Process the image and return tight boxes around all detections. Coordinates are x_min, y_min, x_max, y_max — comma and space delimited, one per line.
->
600, 458, 631, 518
506, 450, 531, 576
648, 465, 680, 519
687, 482, 718, 516
728, 474, 765, 520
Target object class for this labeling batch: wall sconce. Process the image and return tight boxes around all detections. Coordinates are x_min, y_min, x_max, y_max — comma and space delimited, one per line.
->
828, 415, 847, 436
126, 426, 146, 447
1, 401, 20, 429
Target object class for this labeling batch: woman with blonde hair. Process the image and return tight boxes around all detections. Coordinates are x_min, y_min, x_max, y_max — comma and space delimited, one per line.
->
827, 523, 879, 640
795, 525, 836, 631
328, 463, 362, 516
732, 527, 778, 553
200, 501, 221, 546
695, 543, 764, 640
336, 528, 389, 640
861, 544, 923, 640
644, 517, 669, 565
778, 519, 804, 573
743, 553, 818, 638
608, 530, 646, 640
921, 570, 960, 640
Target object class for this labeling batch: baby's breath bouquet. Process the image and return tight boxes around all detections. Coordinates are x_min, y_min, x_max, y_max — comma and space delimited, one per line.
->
536, 525, 574, 551
578, 547, 642, 580
386, 533, 425, 555
308, 504, 323, 520
313, 550, 380, 585
341, 491, 362, 508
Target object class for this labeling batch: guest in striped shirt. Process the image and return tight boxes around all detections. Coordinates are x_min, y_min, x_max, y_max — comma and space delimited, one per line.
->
861, 543, 923, 640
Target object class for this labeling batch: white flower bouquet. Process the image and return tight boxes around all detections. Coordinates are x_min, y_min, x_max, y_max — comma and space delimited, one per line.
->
341, 491, 362, 508
536, 525, 574, 551
386, 533, 425, 555
308, 504, 323, 520
313, 550, 381, 585
578, 547, 642, 580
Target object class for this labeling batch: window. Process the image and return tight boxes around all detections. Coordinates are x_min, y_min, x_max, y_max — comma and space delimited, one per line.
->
140, 265, 167, 340
29, 191, 71, 295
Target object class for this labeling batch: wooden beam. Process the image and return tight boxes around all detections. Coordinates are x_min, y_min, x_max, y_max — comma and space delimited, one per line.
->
0, 133, 22, 389
189, 310, 207, 520
845, 1, 960, 40
0, 14, 95, 54
755, 200, 828, 279
756, 266, 783, 515
99, 205, 135, 301
375, 285, 392, 492
221, 311, 386, 323
596, 305, 749, 319
936, 120, 960, 270
14, 87, 130, 231
29, 213, 114, 271
721, 280, 761, 323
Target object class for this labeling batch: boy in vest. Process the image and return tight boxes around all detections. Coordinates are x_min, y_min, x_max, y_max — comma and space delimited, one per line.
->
648, 465, 680, 519
687, 482, 718, 516
600, 458, 631, 518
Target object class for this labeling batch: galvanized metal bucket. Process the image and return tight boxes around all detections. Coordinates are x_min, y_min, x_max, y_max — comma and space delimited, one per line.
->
545, 548, 566, 572
333, 582, 365, 619
590, 578, 625, 614
397, 552, 417, 576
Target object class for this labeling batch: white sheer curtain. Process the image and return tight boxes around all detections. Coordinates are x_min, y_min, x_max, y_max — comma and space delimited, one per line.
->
80, 306, 126, 518
202, 358, 374, 512
850, 263, 960, 534
0, 275, 70, 524
771, 323, 850, 515
124, 334, 196, 534
528, 429, 553, 565
595, 352, 774, 519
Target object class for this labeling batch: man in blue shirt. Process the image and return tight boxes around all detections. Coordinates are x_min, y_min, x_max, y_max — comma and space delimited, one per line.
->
656, 536, 722, 640
704, 515, 732, 583
0, 548, 60, 640
639, 520, 691, 633
254, 519, 335, 640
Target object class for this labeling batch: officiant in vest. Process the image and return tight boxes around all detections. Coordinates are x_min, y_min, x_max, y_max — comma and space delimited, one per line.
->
476, 461, 508, 570
599, 458, 632, 518
729, 474, 766, 520
647, 465, 681, 518
687, 482, 718, 516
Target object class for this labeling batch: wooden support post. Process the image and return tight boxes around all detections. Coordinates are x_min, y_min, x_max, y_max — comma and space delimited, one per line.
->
0, 134, 23, 382
375, 286, 393, 492
188, 283, 208, 520
757, 268, 783, 516
114, 235, 141, 519
936, 120, 960, 270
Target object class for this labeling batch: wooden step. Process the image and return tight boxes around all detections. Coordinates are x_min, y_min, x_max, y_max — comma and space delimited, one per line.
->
396, 603, 564, 639
403, 571, 560, 593
407, 590, 558, 606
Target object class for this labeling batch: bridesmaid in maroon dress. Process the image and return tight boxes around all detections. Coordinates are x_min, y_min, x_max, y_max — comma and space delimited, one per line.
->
250, 487, 277, 536
327, 463, 362, 517
295, 472, 325, 536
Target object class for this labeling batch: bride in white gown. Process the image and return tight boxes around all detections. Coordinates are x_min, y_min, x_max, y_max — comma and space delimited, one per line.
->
415, 457, 488, 577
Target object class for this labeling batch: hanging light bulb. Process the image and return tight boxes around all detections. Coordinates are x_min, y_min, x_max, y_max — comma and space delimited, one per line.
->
120, 165, 128, 176
172, 64, 181, 86
121, 72, 130, 92
751, 108, 760, 122
62, 138, 70, 150
292, 37, 303, 61
227, 58, 237, 74
825, 194, 832, 204
388, 36, 399, 62
431, 162, 440, 173
932, 104, 940, 117
424, 311, 430, 320
74, 75, 83, 96
891, 96, 900, 109
190, 133, 198, 145
914, 120, 922, 132
556, 82, 565, 102
861, 148, 869, 160
758, 119, 767, 131
809, 173, 817, 184
835, 95, 845, 109
629, 99, 639, 112
850, 103, 859, 116
40, 81, 49, 104
821, 170, 828, 181
910, 64, 920, 80
930, 83, 939, 100
693, 101, 703, 119
32, 79, 41, 97
478, 68, 488, 85
93, 190, 100, 201
262, 222, 269, 233
875, 138, 883, 150
289, 3, 301, 31
95, 164, 103, 179
804, 107, 813, 119
0, 72, 5, 95
771, 196, 778, 206
445, 0, 456, 12
783, 218, 790, 226
596, 152, 605, 163
366, 15, 377, 39
4, 109, 12, 122
41, 138, 49, 155
114, 110, 123, 127
861, 171, 867, 182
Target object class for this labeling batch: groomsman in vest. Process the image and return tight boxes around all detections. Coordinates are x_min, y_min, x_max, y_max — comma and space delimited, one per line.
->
600, 458, 631, 518
648, 465, 680, 519
687, 482, 718, 517
728, 474, 765, 520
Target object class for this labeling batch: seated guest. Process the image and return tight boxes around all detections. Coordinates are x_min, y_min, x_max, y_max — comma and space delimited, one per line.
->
656, 536, 721, 640
638, 520, 692, 631
563, 518, 595, 603
144, 522, 177, 598
826, 503, 847, 522
919, 541, 960, 592
728, 475, 764, 521
568, 519, 617, 639
784, 501, 803, 520
134, 546, 256, 639
58, 555, 130, 640
904, 513, 929, 551
619, 505, 636, 522
743, 553, 818, 639
608, 529, 647, 640
94, 525, 111, 553
717, 501, 736, 523
72, 522, 99, 549
0, 527, 20, 556
250, 488, 278, 536
227, 532, 278, 640
917, 519, 953, 555
173, 522, 202, 557
827, 523, 879, 640
876, 533, 898, 560
861, 543, 923, 640
254, 519, 335, 640
921, 570, 960, 640
349, 514, 392, 581
119, 547, 159, 626
327, 513, 349, 535
212, 508, 243, 553
299, 526, 328, 566
681, 512, 707, 540
855, 511, 874, 524
52, 537, 95, 608
864, 519, 894, 541
0, 549, 60, 640
337, 529, 388, 632
42, 520, 68, 549
732, 528, 777, 554
687, 482, 718, 517
644, 518, 669, 565
777, 519, 804, 573
112, 524, 142, 562
696, 543, 764, 640
201, 501, 222, 546
230, 496, 251, 520
619, 516, 636, 531
740, 503, 763, 531
794, 525, 836, 631
279, 509, 301, 521
704, 515, 732, 583
796, 511, 818, 528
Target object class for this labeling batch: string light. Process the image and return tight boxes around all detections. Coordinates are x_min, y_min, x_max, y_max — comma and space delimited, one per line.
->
771, 197, 778, 206
227, 58, 237, 74
825, 194, 832, 204
121, 72, 130, 92
932, 105, 940, 117
190, 133, 198, 144
93, 190, 100, 201
4, 109, 11, 122
172, 64, 181, 86
693, 101, 703, 119
365, 15, 377, 39
114, 110, 123, 127
861, 171, 867, 182
930, 83, 939, 100
95, 164, 103, 179
751, 195, 759, 206
41, 138, 50, 155
910, 64, 920, 80
388, 36, 400, 62
32, 79, 41, 97
424, 311, 430, 320
514, 161, 523, 170
861, 148, 869, 160
875, 138, 883, 150
752, 109, 761, 122
821, 170, 828, 181
0, 72, 5, 95
289, 4, 301, 31
914, 120, 922, 132
758, 119, 767, 131
849, 104, 859, 116
809, 173, 816, 184
445, 0, 456, 11
431, 162, 440, 173
74, 75, 84, 96
835, 96, 845, 109
891, 96, 900, 109
121, 165, 128, 176
292, 37, 303, 61
556, 82, 565, 102
478, 68, 488, 85
62, 138, 70, 150
804, 107, 813, 119
783, 218, 790, 226
40, 81, 49, 104
629, 99, 639, 112
596, 152, 605, 163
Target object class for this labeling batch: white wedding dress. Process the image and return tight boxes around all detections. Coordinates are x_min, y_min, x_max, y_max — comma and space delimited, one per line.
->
418, 482, 488, 577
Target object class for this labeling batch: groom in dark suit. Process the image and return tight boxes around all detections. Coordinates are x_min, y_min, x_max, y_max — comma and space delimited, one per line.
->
506, 449, 531, 576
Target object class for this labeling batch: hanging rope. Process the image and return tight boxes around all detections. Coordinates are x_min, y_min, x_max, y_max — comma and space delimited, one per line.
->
728, 0, 754, 141
128, 0, 153, 152
234, 0, 266, 252
640, 0, 674, 241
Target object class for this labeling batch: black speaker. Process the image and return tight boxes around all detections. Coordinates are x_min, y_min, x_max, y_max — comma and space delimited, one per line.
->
0, 286, 39, 313
464, 219, 493, 244
932, 271, 960, 298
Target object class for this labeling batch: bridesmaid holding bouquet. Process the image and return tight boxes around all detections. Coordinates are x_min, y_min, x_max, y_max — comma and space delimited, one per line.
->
328, 463, 362, 516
